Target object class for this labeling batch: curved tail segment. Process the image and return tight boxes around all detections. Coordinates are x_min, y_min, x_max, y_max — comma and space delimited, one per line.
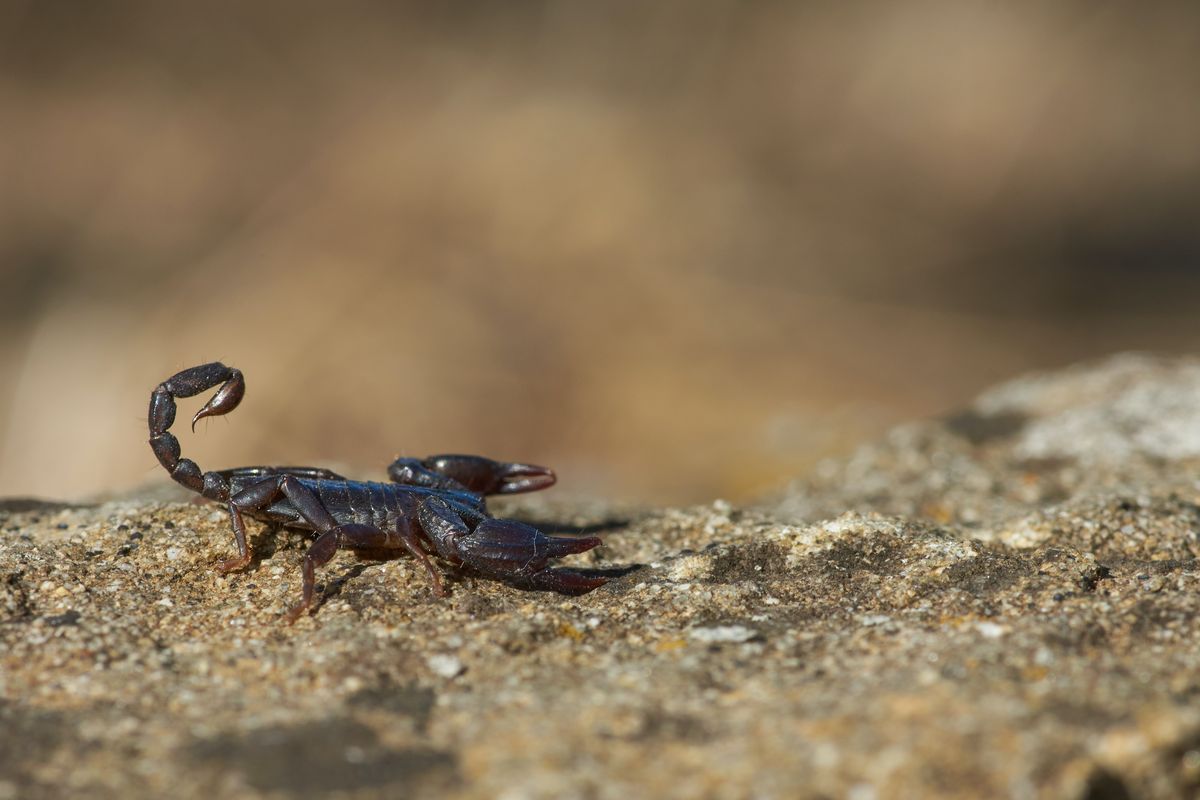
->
148, 362, 245, 499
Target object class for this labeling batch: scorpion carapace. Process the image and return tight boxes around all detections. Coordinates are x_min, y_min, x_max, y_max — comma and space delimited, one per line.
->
149, 362, 605, 622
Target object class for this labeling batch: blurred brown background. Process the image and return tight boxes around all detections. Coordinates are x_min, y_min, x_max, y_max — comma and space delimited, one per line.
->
2, 3, 1200, 504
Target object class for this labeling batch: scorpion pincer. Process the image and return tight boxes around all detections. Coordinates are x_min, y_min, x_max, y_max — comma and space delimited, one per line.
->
148, 362, 606, 622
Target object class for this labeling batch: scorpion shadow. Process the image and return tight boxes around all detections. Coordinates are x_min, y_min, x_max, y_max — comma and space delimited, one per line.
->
536, 518, 634, 537
535, 520, 648, 582
515, 516, 644, 586
0, 498, 92, 513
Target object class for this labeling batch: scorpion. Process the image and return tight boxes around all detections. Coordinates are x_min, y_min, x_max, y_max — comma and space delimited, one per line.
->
149, 362, 606, 622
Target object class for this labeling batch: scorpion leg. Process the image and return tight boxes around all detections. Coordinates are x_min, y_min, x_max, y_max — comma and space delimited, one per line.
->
284, 521, 445, 623
218, 499, 254, 573
216, 474, 340, 574
219, 475, 440, 619
216, 467, 352, 567
417, 497, 606, 595
285, 524, 365, 624
388, 455, 556, 496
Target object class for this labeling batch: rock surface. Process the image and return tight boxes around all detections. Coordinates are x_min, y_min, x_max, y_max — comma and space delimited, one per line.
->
5, 353, 1200, 799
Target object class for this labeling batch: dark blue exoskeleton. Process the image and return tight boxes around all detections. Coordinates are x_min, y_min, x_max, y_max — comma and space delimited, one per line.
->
149, 363, 605, 622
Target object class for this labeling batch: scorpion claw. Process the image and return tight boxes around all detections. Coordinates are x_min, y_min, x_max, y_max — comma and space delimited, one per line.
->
421, 455, 556, 495
452, 518, 605, 592
546, 535, 603, 558
491, 462, 557, 495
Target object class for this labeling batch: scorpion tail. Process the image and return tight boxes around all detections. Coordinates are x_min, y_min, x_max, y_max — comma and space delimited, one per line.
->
148, 362, 244, 498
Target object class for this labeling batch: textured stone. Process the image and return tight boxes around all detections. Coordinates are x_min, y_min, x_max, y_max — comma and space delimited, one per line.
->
4, 354, 1200, 798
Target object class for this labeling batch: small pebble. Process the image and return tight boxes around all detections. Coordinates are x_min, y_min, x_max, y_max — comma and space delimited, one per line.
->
427, 654, 465, 678
689, 625, 758, 644
975, 621, 1006, 639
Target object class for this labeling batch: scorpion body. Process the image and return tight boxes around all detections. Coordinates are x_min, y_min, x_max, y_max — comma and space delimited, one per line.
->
149, 362, 605, 622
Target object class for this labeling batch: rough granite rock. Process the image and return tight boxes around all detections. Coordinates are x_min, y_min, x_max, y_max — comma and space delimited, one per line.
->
4, 353, 1200, 798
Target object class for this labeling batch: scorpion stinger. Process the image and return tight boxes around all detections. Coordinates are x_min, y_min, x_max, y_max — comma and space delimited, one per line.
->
148, 362, 608, 622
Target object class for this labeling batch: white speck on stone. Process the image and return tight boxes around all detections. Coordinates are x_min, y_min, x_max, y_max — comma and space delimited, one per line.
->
975, 621, 1006, 638
427, 654, 465, 678
859, 614, 891, 627
166, 547, 183, 561
689, 625, 758, 644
